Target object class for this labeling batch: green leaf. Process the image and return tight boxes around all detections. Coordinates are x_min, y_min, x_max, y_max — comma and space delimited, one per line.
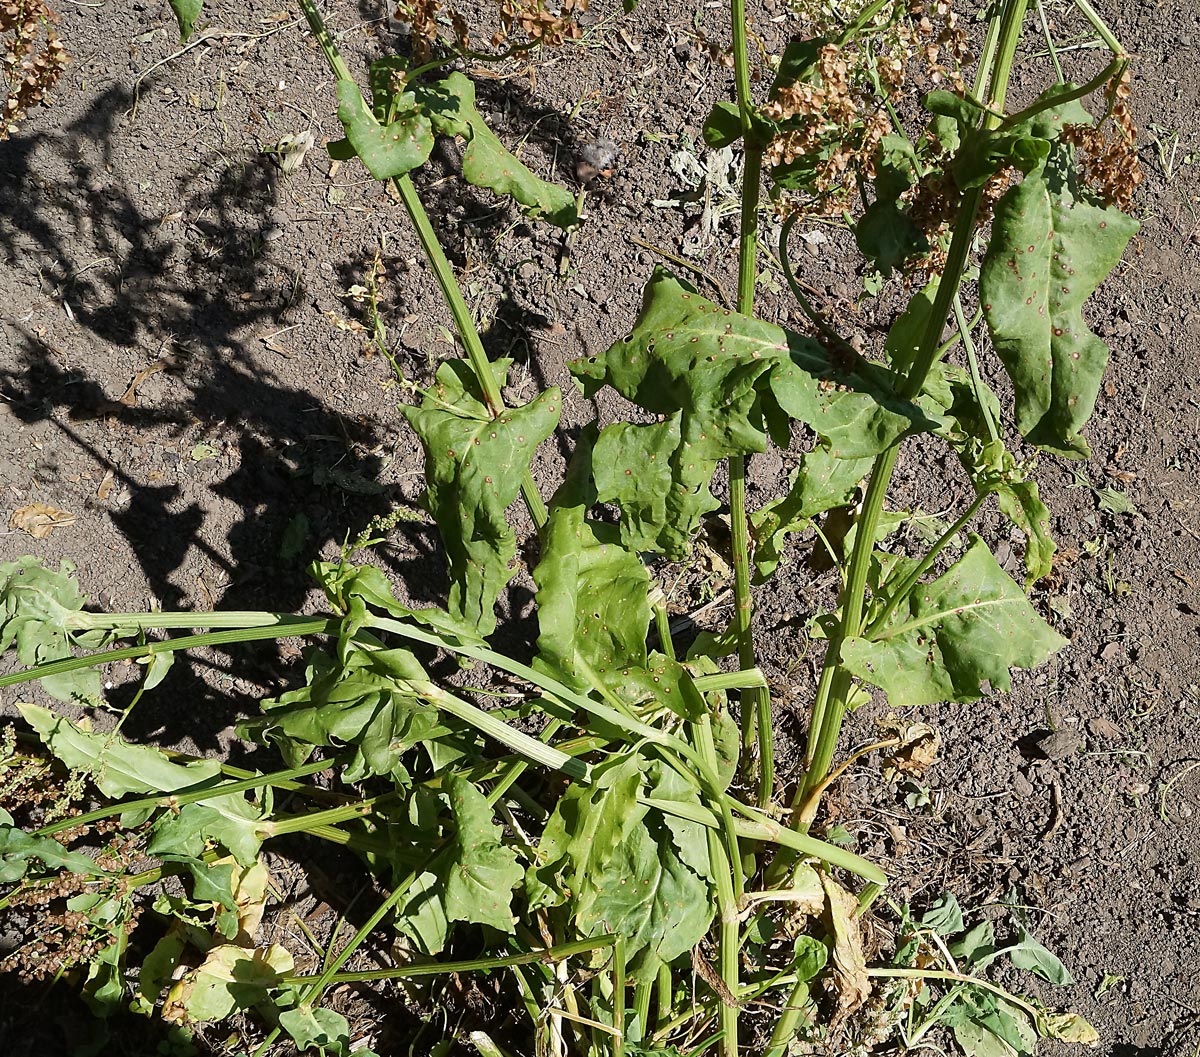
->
334, 80, 434, 180
133, 932, 186, 1015
842, 536, 1067, 706
414, 73, 579, 228
279, 1006, 353, 1055
0, 558, 105, 705
443, 775, 522, 933
533, 756, 712, 984
570, 269, 929, 558
167, 0, 203, 41
148, 793, 267, 867
1008, 924, 1074, 985
0, 816, 100, 882
19, 703, 221, 797
931, 367, 1055, 586
534, 429, 687, 710
702, 102, 743, 149
951, 919, 997, 966
980, 135, 1138, 457
920, 892, 964, 936
244, 645, 437, 782
166, 944, 292, 1024
750, 445, 869, 580
404, 360, 560, 635
395, 869, 450, 955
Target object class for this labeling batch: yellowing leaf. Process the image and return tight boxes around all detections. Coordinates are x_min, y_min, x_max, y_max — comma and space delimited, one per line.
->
822, 874, 869, 1024
10, 503, 77, 539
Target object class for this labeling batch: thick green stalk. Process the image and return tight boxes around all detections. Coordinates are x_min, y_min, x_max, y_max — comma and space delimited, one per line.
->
794, 0, 1032, 825
281, 936, 615, 986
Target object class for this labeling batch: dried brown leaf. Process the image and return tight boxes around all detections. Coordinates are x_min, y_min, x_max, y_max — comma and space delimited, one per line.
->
10, 503, 77, 539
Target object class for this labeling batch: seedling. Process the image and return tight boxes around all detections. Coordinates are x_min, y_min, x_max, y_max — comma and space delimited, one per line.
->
0, 0, 1143, 1054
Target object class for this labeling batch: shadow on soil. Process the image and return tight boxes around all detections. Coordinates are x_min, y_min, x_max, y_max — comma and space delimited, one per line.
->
0, 69, 585, 749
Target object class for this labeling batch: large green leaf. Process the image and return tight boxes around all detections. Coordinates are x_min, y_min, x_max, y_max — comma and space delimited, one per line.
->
413, 73, 579, 228
531, 756, 713, 984
0, 558, 106, 705
841, 536, 1066, 706
19, 703, 221, 796
442, 775, 522, 933
571, 269, 930, 558
980, 97, 1138, 457
242, 646, 437, 783
334, 79, 435, 180
403, 360, 560, 636
533, 430, 687, 712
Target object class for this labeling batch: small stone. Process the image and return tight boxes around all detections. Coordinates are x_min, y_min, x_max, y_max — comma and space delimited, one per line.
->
1032, 729, 1080, 761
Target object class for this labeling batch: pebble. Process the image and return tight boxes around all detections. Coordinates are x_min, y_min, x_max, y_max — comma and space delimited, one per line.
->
1033, 729, 1081, 761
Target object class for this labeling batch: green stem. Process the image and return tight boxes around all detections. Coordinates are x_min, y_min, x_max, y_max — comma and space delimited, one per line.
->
295, 0, 547, 530
727, 0, 773, 814
1069, 0, 1124, 55
793, 0, 1031, 827
1034, 0, 1064, 82
393, 173, 548, 528
32, 757, 336, 838
862, 492, 988, 639
0, 619, 336, 693
955, 296, 997, 443
281, 936, 614, 985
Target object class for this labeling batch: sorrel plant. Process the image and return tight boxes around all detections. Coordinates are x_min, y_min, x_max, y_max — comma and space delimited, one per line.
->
0, 0, 1141, 1053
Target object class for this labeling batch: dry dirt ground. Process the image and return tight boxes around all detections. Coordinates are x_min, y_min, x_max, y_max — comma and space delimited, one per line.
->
0, 0, 1198, 1054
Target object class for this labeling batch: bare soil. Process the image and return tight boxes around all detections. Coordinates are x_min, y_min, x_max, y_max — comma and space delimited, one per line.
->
1, 1, 1197, 1054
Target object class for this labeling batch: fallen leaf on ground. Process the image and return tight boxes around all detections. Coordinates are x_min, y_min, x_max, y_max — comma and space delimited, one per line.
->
10, 503, 77, 538
96, 471, 115, 501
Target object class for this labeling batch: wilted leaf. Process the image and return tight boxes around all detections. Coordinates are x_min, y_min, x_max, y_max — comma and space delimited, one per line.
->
842, 536, 1067, 706
1041, 1010, 1099, 1044
878, 715, 940, 774
10, 503, 76, 539
822, 874, 870, 1023
163, 943, 292, 1024
404, 360, 560, 636
19, 703, 222, 797
414, 73, 579, 228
